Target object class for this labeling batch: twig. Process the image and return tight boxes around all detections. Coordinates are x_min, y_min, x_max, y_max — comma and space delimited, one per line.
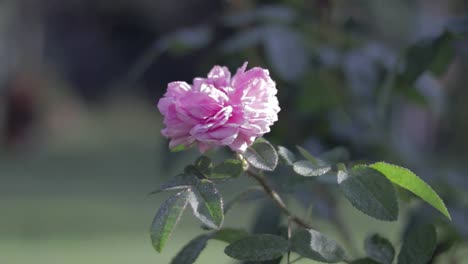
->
246, 169, 312, 229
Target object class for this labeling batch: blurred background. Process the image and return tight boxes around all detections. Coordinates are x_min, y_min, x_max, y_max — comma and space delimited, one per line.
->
1, 0, 468, 263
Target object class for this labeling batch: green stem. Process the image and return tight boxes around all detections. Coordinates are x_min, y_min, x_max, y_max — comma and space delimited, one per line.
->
245, 168, 312, 229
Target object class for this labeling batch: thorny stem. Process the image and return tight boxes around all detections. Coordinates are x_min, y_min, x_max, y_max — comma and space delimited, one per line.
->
245, 169, 312, 229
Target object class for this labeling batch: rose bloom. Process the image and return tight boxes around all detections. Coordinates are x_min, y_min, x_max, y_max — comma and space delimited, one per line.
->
157, 62, 280, 153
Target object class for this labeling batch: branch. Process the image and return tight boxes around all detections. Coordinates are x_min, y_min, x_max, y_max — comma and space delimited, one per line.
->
246, 169, 312, 229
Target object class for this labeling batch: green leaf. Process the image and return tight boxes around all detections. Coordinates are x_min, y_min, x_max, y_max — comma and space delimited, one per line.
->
184, 165, 207, 179
170, 144, 187, 152
195, 156, 213, 175
151, 174, 199, 194
296, 146, 320, 166
213, 228, 249, 243
291, 229, 346, 263
365, 234, 395, 264
350, 258, 381, 264
210, 159, 243, 179
171, 235, 211, 264
224, 234, 288, 261
293, 160, 331, 177
277, 146, 296, 166
397, 224, 437, 264
188, 180, 224, 229
338, 167, 399, 221
244, 138, 278, 171
370, 162, 451, 220
151, 190, 190, 252
399, 31, 455, 84
428, 31, 455, 76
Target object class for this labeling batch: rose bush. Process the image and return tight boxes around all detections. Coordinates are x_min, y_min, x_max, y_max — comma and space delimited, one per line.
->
151, 63, 451, 264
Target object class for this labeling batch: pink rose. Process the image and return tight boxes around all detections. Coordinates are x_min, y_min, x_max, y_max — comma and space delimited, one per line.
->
157, 62, 280, 153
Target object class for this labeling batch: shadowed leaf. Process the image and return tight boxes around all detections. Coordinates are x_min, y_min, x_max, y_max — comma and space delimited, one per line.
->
397, 224, 436, 264
211, 159, 243, 179
338, 167, 399, 221
213, 228, 249, 244
195, 156, 213, 175
291, 229, 345, 263
365, 234, 395, 264
171, 235, 211, 264
399, 31, 455, 84
188, 180, 224, 229
225, 234, 288, 261
151, 191, 190, 252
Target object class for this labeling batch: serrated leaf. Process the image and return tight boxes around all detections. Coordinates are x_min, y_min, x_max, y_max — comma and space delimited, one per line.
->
293, 160, 331, 177
365, 234, 395, 264
370, 162, 451, 220
195, 156, 213, 175
397, 224, 436, 264
171, 235, 210, 264
211, 159, 243, 179
277, 146, 296, 166
296, 146, 320, 166
213, 228, 249, 243
338, 167, 399, 221
188, 180, 224, 229
244, 138, 278, 171
224, 234, 288, 261
151, 190, 190, 252
291, 229, 345, 263
151, 174, 199, 194
350, 258, 380, 264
